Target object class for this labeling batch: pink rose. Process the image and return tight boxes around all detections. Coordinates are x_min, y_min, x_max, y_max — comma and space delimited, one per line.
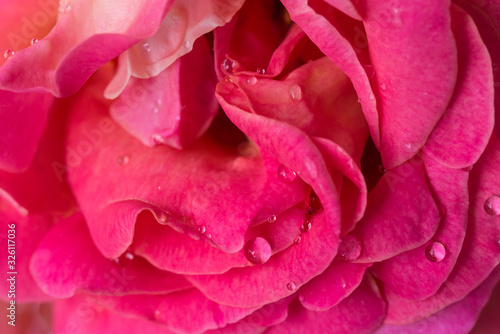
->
0, 0, 499, 333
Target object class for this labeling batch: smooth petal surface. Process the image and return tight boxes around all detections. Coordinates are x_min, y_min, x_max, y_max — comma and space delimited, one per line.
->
110, 37, 218, 149
0, 0, 173, 96
357, 0, 457, 168
30, 212, 190, 298
423, 5, 494, 169
266, 275, 386, 334
371, 154, 469, 301
353, 155, 441, 263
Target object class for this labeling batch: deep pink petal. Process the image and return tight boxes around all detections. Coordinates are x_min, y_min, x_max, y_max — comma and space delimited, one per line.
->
30, 212, 190, 298
376, 267, 500, 334
357, 0, 457, 168
423, 5, 494, 169
110, 37, 218, 149
471, 273, 500, 334
298, 259, 370, 311
0, 90, 52, 172
0, 0, 174, 96
0, 200, 52, 303
353, 155, 441, 263
266, 275, 386, 334
384, 135, 500, 324
281, 0, 380, 147
371, 154, 469, 300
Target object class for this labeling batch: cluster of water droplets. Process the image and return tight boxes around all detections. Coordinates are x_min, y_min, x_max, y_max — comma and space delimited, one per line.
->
116, 155, 130, 166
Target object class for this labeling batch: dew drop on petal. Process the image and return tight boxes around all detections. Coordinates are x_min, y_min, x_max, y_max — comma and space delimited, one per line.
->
484, 196, 500, 216
256, 67, 266, 75
380, 83, 386, 90
289, 84, 302, 102
158, 212, 170, 225
286, 282, 296, 291
4, 49, 14, 59
338, 235, 362, 261
357, 98, 361, 103
183, 40, 191, 49
222, 58, 234, 73
224, 76, 234, 84
425, 242, 446, 262
267, 215, 277, 223
153, 134, 164, 144
154, 310, 161, 319
152, 106, 159, 114
244, 237, 272, 264
30, 38, 38, 45
116, 155, 130, 166
277, 165, 297, 183
293, 236, 301, 245
300, 219, 312, 233
142, 43, 151, 52
246, 76, 257, 85
369, 93, 375, 100
114, 250, 134, 266
198, 225, 206, 234
378, 165, 386, 173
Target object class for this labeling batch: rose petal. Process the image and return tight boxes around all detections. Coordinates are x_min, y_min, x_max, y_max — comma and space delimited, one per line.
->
423, 5, 494, 169
371, 154, 469, 301
353, 155, 441, 263
110, 37, 218, 149
30, 212, 190, 298
471, 272, 500, 333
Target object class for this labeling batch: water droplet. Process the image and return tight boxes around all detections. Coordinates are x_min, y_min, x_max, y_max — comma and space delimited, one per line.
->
244, 237, 272, 264
116, 155, 130, 166
114, 250, 134, 266
300, 219, 312, 233
224, 76, 234, 84
277, 165, 297, 183
341, 277, 346, 289
246, 76, 257, 85
158, 212, 170, 225
392, 7, 403, 26
293, 236, 301, 245
304, 159, 318, 179
306, 192, 322, 216
256, 67, 266, 75
153, 134, 164, 144
154, 310, 161, 319
157, 186, 161, 190
404, 142, 418, 152
357, 98, 361, 103
198, 225, 206, 233
183, 41, 191, 49
152, 106, 159, 114
4, 49, 14, 59
484, 196, 500, 216
380, 83, 386, 90
289, 84, 302, 102
222, 58, 234, 73
206, 233, 212, 239
286, 282, 296, 291
378, 165, 386, 173
267, 215, 277, 223
369, 93, 375, 100
30, 38, 38, 45
495, 237, 500, 248
338, 235, 362, 261
425, 242, 446, 262
142, 43, 151, 52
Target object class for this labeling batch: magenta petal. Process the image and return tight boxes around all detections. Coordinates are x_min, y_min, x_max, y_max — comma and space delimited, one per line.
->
371, 154, 469, 301
187, 211, 338, 308
96, 289, 258, 334
30, 212, 190, 298
357, 0, 457, 168
384, 135, 500, 324
0, 90, 52, 172
0, 0, 174, 96
423, 5, 494, 169
281, 0, 380, 148
353, 155, 441, 263
376, 267, 500, 334
111, 37, 218, 149
323, 0, 361, 20
298, 259, 370, 311
266, 275, 386, 334
0, 201, 52, 302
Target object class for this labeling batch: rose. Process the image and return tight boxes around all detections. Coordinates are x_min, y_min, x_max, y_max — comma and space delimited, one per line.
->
0, 1, 499, 334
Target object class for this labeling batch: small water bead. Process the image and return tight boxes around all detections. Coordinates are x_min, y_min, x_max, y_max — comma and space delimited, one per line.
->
306, 192, 322, 216
157, 212, 170, 225
357, 98, 361, 103
286, 282, 296, 291
244, 237, 272, 265
378, 165, 386, 173
338, 235, 362, 261
116, 155, 130, 166
246, 76, 257, 85
152, 106, 159, 114
30, 38, 38, 45
198, 225, 206, 234
484, 196, 500, 216
369, 93, 375, 100
256, 67, 266, 75
391, 7, 403, 27
183, 41, 191, 49
277, 165, 297, 183
142, 43, 151, 52
293, 236, 301, 245
224, 76, 234, 84
300, 219, 312, 233
222, 58, 235, 73
380, 83, 386, 90
114, 251, 134, 266
153, 134, 164, 144
425, 242, 446, 263
289, 84, 302, 102
267, 215, 277, 223
4, 49, 14, 59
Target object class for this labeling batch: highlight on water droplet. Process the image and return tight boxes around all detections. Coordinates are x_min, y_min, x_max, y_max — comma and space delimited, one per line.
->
30, 38, 39, 45
293, 236, 301, 245
222, 58, 235, 73
378, 165, 386, 173
142, 43, 151, 52
300, 219, 312, 233
286, 281, 296, 291
224, 76, 234, 84
152, 106, 159, 114
4, 49, 14, 59
484, 195, 500, 216
116, 155, 130, 166
289, 84, 302, 102
183, 41, 191, 49
380, 83, 386, 90
153, 134, 164, 144
267, 215, 277, 223
338, 235, 362, 261
369, 93, 375, 100
198, 225, 206, 234
277, 165, 297, 183
244, 237, 272, 264
114, 250, 134, 266
157, 212, 169, 225
246, 76, 257, 85
425, 241, 446, 262
256, 67, 266, 75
